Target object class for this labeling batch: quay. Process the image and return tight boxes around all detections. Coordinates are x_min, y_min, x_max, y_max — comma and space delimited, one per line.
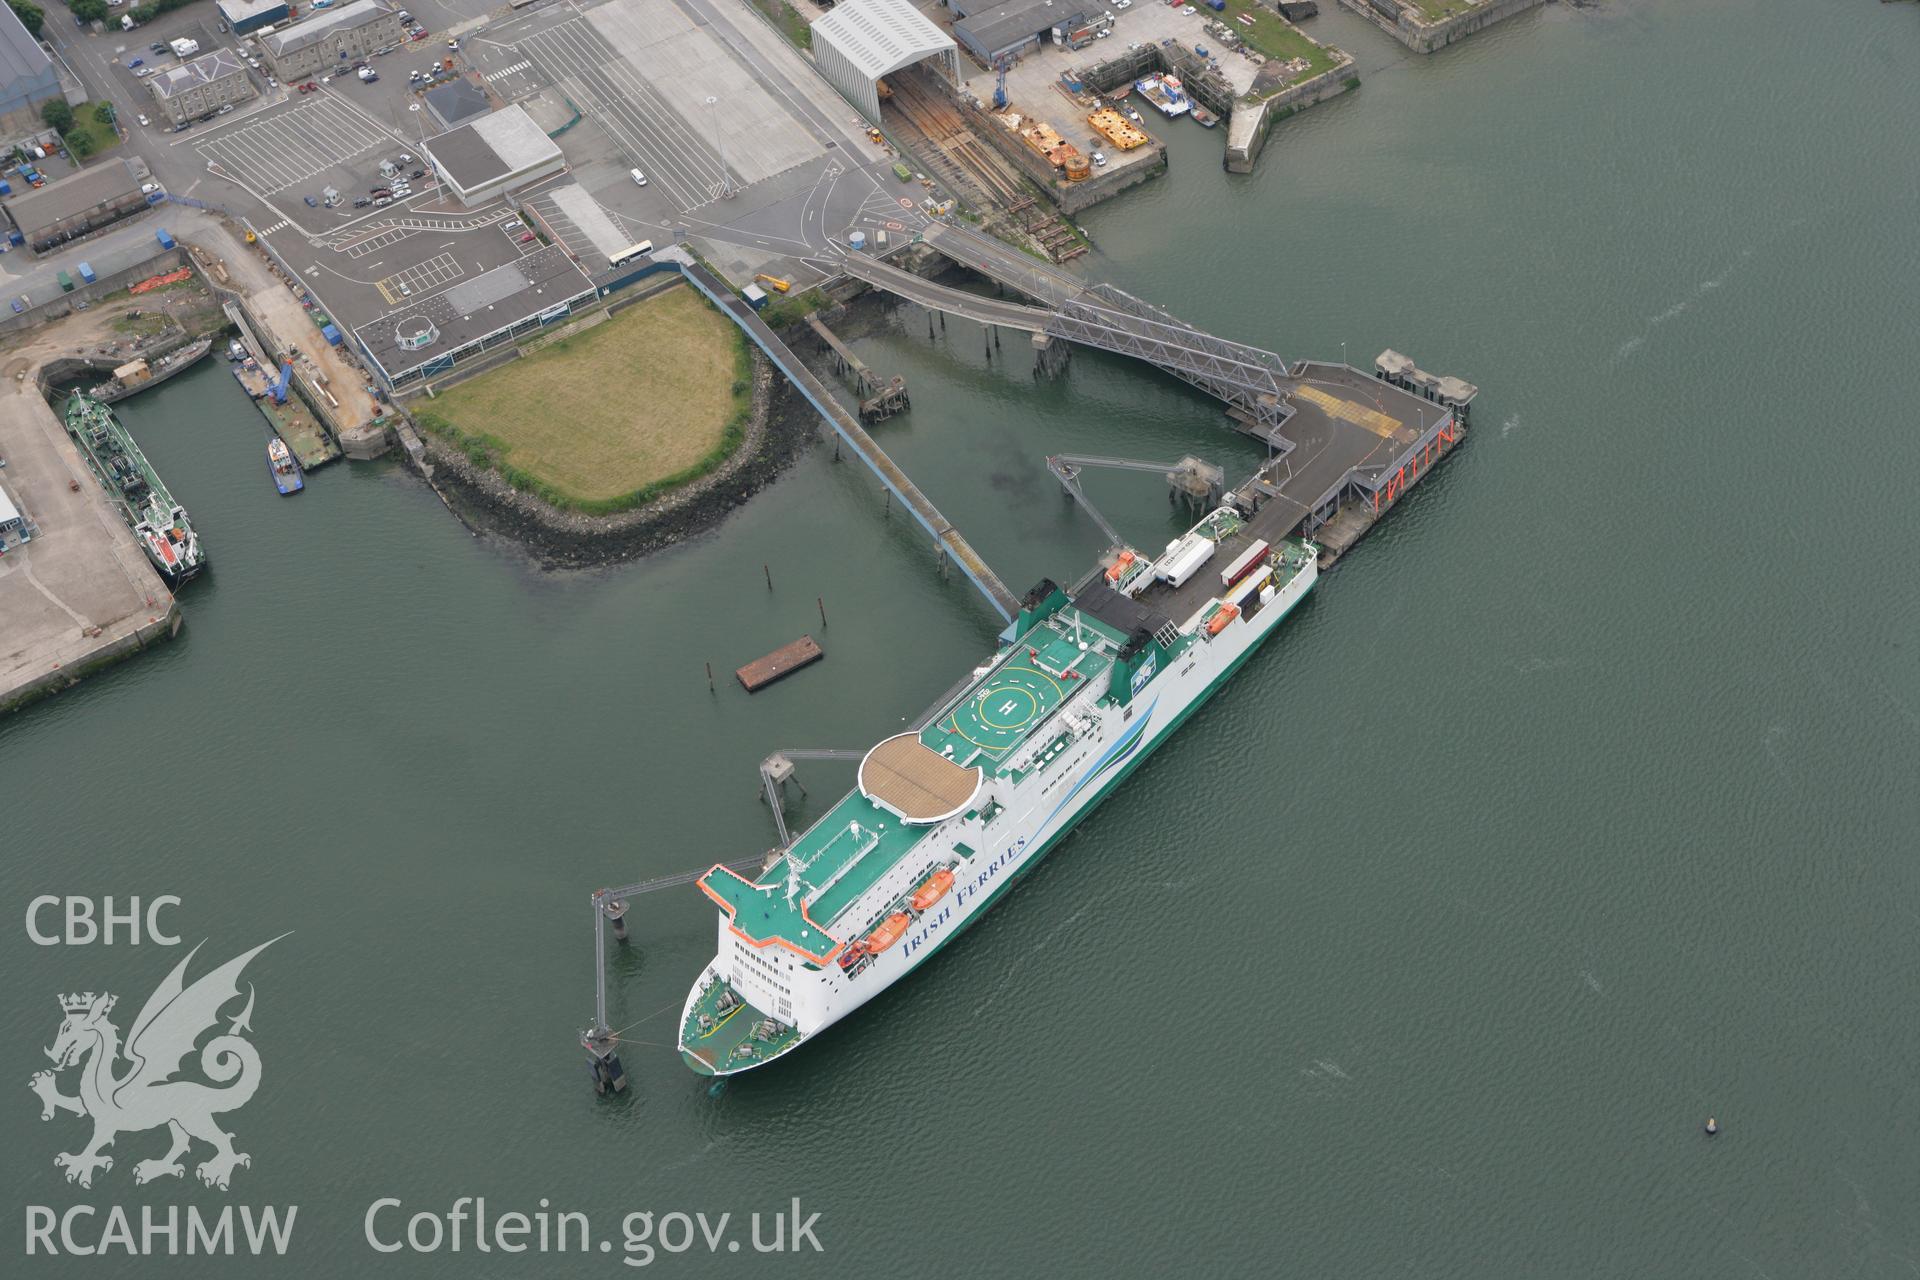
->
0, 363, 179, 715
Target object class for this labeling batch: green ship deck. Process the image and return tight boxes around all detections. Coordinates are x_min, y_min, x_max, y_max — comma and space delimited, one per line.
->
701, 788, 937, 960
699, 598, 1139, 959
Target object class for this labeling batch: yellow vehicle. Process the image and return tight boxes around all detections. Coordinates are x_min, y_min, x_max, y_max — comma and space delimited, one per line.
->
867, 126, 883, 144
754, 274, 791, 294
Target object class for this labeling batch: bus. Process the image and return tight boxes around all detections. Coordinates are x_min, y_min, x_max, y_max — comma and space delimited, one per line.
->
607, 240, 654, 269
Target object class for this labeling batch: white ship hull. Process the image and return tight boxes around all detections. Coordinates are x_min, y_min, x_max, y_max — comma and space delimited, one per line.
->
681, 551, 1318, 1075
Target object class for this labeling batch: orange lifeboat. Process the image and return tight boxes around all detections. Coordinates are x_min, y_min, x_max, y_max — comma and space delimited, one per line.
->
911, 868, 955, 912
1105, 549, 1137, 582
865, 912, 911, 953
1206, 603, 1241, 635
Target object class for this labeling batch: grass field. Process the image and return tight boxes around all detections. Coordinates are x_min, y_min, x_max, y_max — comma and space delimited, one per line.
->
419, 286, 753, 512
1409, 0, 1484, 19
1214, 0, 1344, 93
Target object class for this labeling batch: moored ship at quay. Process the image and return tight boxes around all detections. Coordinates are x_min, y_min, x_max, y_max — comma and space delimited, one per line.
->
681, 513, 1318, 1075
63, 391, 205, 587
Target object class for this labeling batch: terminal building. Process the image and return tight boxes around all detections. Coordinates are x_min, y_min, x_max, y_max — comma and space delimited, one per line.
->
215, 0, 291, 37
147, 49, 255, 127
352, 245, 596, 391
0, 2, 62, 135
259, 0, 408, 83
0, 159, 146, 254
812, 0, 959, 125
419, 105, 565, 207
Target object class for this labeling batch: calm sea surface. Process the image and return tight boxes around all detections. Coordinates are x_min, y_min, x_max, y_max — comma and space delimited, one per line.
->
6, 2, 1918, 1275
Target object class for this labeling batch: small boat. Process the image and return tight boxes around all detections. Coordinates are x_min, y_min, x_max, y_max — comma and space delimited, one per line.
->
268, 436, 304, 495
865, 912, 912, 954
910, 869, 955, 912
1191, 105, 1218, 129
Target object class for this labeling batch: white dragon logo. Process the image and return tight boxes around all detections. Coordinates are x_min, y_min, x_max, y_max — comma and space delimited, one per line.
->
28, 937, 283, 1191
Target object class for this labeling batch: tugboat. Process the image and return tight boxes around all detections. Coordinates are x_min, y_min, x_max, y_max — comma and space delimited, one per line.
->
64, 391, 205, 586
267, 436, 304, 494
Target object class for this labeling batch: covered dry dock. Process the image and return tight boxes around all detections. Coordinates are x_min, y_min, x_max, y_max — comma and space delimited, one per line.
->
812, 0, 961, 125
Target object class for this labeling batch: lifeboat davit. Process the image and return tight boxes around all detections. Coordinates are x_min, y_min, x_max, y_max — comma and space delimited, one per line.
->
865, 912, 911, 953
1206, 602, 1241, 635
1105, 549, 1137, 582
910, 868, 955, 912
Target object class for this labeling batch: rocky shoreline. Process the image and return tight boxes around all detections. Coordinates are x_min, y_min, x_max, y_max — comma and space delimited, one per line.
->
417, 348, 823, 570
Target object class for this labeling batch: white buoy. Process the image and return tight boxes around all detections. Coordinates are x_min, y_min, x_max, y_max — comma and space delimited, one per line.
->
1705, 1117, 1718, 1136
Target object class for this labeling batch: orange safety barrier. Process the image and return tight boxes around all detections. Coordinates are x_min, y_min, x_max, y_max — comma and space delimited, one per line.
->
129, 268, 193, 296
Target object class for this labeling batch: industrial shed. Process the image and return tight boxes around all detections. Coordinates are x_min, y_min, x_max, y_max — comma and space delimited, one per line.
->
812, 0, 959, 126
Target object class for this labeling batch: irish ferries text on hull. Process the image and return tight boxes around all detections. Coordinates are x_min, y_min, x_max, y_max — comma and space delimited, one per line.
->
681, 511, 1317, 1074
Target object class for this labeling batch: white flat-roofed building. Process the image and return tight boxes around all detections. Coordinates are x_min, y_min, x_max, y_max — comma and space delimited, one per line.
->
148, 49, 255, 126
259, 0, 407, 82
420, 105, 565, 207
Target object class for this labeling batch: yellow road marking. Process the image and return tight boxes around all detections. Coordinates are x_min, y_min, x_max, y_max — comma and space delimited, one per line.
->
1295, 384, 1399, 437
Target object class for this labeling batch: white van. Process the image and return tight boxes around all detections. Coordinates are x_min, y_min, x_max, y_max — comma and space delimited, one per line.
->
629, 169, 647, 187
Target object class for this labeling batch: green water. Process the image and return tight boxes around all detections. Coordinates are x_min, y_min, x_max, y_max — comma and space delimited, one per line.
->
6, 2, 1918, 1274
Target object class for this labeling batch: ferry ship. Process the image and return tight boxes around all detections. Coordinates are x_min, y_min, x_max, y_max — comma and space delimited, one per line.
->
680, 510, 1318, 1074
64, 391, 204, 586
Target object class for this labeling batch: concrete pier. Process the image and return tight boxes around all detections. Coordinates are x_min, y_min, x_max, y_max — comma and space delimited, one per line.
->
0, 369, 179, 715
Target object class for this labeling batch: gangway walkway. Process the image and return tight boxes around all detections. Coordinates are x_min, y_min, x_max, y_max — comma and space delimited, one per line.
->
676, 260, 1020, 623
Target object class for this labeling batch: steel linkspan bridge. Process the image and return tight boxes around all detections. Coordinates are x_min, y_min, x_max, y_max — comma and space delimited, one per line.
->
838, 221, 1296, 435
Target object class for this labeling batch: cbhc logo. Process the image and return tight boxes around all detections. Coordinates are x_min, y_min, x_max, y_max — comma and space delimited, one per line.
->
25, 896, 182, 946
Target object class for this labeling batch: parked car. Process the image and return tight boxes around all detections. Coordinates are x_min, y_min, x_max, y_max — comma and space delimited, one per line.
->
374, 196, 391, 206
369, 187, 391, 197
353, 197, 371, 207
303, 195, 318, 206
140, 181, 161, 194
10, 297, 23, 313
517, 231, 535, 244
148, 42, 167, 53
409, 168, 424, 180
217, 104, 234, 114
126, 57, 143, 68
136, 113, 149, 126
136, 67, 155, 77
1092, 150, 1108, 166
